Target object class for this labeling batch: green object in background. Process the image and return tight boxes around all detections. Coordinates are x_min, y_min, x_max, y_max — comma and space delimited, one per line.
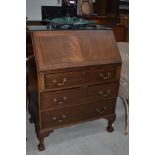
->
44, 17, 96, 26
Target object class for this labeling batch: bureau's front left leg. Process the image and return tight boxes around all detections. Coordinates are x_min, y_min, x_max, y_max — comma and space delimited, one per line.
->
38, 129, 54, 151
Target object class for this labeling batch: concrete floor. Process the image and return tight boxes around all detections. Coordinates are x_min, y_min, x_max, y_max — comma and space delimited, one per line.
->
26, 98, 129, 155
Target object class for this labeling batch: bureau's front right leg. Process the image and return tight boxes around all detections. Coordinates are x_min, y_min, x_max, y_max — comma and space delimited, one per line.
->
38, 129, 54, 151
38, 133, 45, 151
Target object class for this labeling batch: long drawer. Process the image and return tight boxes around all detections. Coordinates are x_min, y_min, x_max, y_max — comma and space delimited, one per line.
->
40, 83, 119, 111
43, 65, 117, 90
41, 99, 116, 129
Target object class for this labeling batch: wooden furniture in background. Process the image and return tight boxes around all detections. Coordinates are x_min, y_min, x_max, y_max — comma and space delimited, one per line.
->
113, 25, 127, 42
92, 0, 129, 16
81, 15, 128, 42
106, 0, 120, 16
92, 0, 108, 16
28, 30, 122, 151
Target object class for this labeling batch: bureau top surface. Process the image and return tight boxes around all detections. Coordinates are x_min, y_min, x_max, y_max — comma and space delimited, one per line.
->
31, 30, 121, 71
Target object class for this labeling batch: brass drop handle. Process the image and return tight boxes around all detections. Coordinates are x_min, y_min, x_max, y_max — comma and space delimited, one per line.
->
98, 90, 110, 96
53, 97, 67, 104
100, 72, 111, 80
52, 115, 67, 123
96, 107, 107, 114
52, 78, 67, 86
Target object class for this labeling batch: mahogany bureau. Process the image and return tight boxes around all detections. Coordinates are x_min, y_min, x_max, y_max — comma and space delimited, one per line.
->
28, 30, 122, 151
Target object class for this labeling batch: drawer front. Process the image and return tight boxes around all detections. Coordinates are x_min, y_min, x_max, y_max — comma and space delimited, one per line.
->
40, 83, 119, 111
41, 99, 116, 129
44, 65, 117, 90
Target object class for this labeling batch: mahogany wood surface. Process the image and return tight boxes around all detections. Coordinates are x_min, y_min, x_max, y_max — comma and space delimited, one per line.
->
31, 30, 121, 71
43, 65, 117, 90
40, 83, 119, 111
28, 29, 122, 151
41, 99, 116, 129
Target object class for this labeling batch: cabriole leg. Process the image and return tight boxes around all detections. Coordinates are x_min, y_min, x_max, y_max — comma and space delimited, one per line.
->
38, 134, 45, 151
37, 129, 54, 151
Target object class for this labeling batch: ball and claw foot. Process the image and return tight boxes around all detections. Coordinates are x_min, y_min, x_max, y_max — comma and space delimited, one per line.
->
106, 114, 116, 133
106, 125, 114, 132
38, 144, 45, 151
37, 130, 53, 151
